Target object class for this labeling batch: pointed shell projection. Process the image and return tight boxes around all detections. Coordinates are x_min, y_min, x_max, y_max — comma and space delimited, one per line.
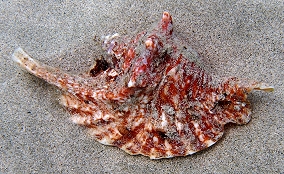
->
12, 12, 273, 159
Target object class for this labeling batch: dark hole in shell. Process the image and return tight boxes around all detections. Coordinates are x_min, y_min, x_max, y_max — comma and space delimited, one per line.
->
211, 100, 232, 112
157, 131, 168, 139
90, 58, 109, 77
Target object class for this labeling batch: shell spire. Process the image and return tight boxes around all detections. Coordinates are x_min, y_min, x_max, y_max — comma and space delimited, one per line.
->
161, 12, 173, 36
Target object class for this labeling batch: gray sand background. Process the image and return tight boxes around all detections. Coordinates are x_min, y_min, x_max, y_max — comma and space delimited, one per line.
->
1, 0, 283, 173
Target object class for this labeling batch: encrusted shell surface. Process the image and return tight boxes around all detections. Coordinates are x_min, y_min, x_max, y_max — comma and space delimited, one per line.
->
12, 12, 273, 159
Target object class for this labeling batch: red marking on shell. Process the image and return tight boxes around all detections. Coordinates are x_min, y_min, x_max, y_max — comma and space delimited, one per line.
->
12, 12, 273, 159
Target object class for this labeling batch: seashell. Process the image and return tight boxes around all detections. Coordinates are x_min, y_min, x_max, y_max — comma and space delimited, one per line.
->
12, 12, 273, 159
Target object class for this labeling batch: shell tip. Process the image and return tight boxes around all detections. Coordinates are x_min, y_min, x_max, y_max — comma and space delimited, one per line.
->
254, 83, 274, 92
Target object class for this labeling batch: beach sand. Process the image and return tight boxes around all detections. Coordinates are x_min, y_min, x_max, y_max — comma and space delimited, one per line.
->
1, 1, 283, 173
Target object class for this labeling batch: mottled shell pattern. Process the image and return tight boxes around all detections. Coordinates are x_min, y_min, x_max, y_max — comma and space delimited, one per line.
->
12, 12, 273, 159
